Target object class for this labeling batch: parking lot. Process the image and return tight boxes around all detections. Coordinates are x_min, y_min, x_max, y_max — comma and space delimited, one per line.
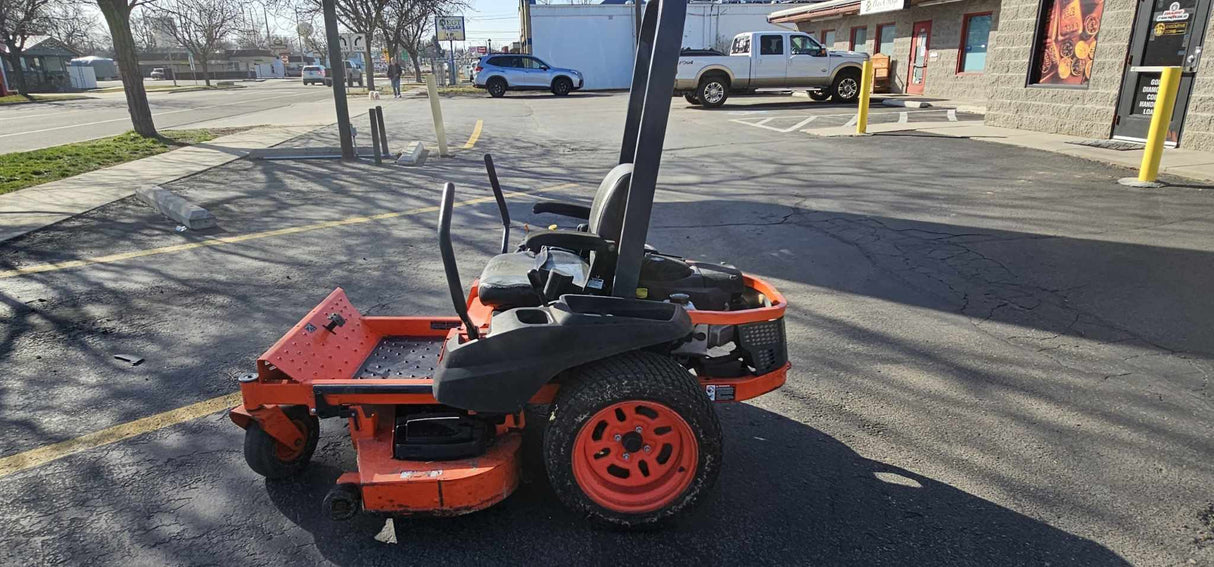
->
1, 91, 1212, 565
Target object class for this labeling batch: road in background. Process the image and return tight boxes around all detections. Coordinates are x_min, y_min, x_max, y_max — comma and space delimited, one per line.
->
0, 80, 361, 154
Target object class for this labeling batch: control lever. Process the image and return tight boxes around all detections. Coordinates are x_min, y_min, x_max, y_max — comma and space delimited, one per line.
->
484, 154, 511, 253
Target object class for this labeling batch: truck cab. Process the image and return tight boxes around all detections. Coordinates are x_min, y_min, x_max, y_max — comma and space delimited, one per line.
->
676, 31, 868, 107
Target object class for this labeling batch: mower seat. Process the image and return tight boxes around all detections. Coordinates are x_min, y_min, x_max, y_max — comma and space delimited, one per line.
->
477, 164, 631, 309
478, 249, 588, 308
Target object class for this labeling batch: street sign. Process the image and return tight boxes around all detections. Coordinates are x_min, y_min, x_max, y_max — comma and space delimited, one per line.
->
436, 16, 465, 41
339, 33, 367, 53
476, 46, 487, 54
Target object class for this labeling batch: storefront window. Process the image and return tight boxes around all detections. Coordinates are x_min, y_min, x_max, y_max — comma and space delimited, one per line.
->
1029, 0, 1105, 86
851, 27, 868, 52
822, 29, 836, 48
876, 24, 896, 55
959, 13, 993, 73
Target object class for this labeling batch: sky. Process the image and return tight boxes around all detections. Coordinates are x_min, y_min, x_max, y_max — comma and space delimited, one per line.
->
460, 0, 525, 49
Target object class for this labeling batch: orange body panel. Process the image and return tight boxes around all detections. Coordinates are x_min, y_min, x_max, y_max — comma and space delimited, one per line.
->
341, 407, 522, 514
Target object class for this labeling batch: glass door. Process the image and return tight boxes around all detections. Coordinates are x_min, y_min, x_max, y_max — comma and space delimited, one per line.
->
907, 21, 931, 95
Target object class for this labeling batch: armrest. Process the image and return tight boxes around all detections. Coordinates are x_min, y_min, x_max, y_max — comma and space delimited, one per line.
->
523, 229, 615, 254
532, 201, 591, 220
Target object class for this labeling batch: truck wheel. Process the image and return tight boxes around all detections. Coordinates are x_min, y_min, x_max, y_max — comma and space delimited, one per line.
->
544, 351, 722, 528
696, 76, 729, 108
487, 77, 507, 98
683, 93, 701, 105
808, 90, 831, 101
552, 76, 572, 96
831, 69, 862, 103
243, 405, 319, 479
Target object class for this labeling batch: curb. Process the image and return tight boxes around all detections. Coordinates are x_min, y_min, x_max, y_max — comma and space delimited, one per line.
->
136, 185, 217, 229
879, 98, 932, 109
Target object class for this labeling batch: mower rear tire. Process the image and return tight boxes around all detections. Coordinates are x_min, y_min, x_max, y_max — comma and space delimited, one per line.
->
544, 351, 722, 528
243, 405, 319, 479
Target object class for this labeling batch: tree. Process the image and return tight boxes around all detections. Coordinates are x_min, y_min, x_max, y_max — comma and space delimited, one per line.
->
302, 0, 387, 90
380, 0, 463, 82
96, 0, 157, 136
45, 2, 106, 55
155, 0, 241, 86
0, 0, 55, 94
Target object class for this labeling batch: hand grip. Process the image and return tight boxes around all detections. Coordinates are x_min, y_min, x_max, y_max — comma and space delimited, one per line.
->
437, 182, 479, 340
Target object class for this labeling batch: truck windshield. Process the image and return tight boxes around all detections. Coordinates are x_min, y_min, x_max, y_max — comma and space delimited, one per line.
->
731, 35, 750, 55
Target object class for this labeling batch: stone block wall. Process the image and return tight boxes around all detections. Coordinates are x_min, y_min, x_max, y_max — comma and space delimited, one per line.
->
984, 0, 1136, 138
794, 0, 1001, 102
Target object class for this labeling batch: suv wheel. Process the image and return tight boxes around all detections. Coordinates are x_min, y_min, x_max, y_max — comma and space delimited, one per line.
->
831, 69, 861, 103
551, 77, 572, 96
696, 76, 729, 108
487, 77, 507, 98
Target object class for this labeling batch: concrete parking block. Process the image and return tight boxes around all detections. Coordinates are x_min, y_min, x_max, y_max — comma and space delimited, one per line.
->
135, 185, 217, 229
881, 98, 932, 108
396, 141, 429, 166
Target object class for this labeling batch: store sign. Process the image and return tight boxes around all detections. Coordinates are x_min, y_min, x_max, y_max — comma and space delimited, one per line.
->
860, 0, 904, 15
436, 16, 466, 41
476, 46, 487, 54
1144, 0, 1196, 66
1156, 2, 1191, 21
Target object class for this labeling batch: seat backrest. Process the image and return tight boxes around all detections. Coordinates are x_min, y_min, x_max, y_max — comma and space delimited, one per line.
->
588, 163, 632, 241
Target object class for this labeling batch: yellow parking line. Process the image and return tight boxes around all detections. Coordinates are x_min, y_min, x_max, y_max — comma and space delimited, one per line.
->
0, 392, 243, 478
463, 119, 483, 149
0, 183, 576, 280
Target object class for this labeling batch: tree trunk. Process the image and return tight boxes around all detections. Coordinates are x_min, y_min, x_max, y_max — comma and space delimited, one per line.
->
363, 41, 375, 90
1, 48, 30, 95
96, 0, 157, 137
201, 59, 211, 86
407, 48, 421, 82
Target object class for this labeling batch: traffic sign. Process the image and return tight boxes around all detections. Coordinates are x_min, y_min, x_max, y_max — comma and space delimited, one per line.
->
339, 33, 366, 53
436, 16, 465, 41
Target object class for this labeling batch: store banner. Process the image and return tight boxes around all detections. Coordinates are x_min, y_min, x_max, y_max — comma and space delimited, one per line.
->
1031, 0, 1105, 86
860, 0, 904, 16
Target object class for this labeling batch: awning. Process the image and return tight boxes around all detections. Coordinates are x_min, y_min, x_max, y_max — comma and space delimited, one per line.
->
768, 0, 861, 24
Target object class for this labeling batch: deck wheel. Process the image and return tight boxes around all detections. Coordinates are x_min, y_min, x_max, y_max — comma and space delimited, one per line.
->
243, 406, 319, 479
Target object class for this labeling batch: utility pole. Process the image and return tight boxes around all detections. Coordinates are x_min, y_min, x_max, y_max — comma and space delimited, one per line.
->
262, 4, 273, 49
322, 0, 354, 160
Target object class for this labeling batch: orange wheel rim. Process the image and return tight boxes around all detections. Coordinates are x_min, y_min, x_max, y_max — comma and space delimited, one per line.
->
571, 400, 698, 514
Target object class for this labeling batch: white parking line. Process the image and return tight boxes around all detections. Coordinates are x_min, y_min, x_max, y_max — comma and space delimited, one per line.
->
947, 109, 958, 122
0, 92, 319, 139
898, 112, 908, 124
730, 115, 818, 133
843, 114, 858, 127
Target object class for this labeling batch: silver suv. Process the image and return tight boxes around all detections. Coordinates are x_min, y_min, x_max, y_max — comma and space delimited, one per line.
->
473, 55, 584, 98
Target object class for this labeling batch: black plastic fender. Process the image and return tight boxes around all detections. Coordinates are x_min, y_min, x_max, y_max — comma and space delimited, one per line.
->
433, 294, 693, 413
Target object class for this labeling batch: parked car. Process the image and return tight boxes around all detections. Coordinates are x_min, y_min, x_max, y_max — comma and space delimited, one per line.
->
150, 68, 166, 80
473, 55, 583, 97
302, 62, 365, 87
676, 31, 868, 108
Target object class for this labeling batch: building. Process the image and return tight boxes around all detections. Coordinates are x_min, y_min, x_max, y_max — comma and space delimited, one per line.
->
527, 2, 810, 89
770, 0, 1214, 151
0, 36, 83, 92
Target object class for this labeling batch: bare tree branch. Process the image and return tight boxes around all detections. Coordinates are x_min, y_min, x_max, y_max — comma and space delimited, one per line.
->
153, 0, 242, 85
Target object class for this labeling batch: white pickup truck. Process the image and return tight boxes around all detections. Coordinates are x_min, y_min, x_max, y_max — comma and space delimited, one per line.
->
676, 31, 869, 108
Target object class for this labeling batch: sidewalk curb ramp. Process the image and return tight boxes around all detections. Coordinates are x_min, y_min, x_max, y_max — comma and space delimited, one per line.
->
135, 185, 217, 229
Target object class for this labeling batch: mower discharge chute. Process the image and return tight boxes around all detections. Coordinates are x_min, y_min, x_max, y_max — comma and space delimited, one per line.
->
230, 0, 791, 527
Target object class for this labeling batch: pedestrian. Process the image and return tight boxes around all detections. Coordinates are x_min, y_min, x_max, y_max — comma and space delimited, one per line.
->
388, 58, 403, 98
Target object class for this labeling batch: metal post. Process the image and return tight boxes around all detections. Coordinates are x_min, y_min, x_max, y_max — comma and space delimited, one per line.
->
857, 59, 873, 135
1120, 66, 1182, 187
426, 74, 450, 156
322, 0, 354, 160
449, 39, 457, 85
376, 106, 389, 156
369, 109, 382, 165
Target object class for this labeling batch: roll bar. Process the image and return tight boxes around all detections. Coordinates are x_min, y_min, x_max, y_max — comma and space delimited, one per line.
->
483, 154, 511, 254
612, 0, 688, 298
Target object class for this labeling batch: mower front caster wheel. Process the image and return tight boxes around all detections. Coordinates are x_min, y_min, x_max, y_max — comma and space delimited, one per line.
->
544, 351, 722, 528
243, 405, 319, 479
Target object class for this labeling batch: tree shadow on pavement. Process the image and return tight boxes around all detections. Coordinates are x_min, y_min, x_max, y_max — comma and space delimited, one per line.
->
264, 404, 1128, 566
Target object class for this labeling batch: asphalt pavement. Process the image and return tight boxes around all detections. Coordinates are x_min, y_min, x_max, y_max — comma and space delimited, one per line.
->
0, 79, 341, 153
0, 92, 1211, 566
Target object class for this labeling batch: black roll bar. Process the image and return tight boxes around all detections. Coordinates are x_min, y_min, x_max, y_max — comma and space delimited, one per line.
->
437, 182, 479, 340
612, 0, 688, 298
483, 154, 511, 254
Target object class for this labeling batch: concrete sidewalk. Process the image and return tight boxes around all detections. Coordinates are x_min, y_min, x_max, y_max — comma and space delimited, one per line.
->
0, 125, 316, 242
808, 120, 1214, 184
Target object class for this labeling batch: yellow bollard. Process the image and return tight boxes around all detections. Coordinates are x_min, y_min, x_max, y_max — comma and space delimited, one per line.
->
857, 60, 873, 135
1126, 66, 1182, 186
425, 74, 450, 157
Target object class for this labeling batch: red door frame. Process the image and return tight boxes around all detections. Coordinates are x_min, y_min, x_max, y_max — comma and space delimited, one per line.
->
907, 20, 932, 95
